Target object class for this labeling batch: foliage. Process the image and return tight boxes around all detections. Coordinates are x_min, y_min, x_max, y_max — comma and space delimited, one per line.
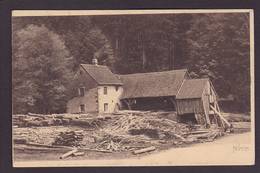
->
12, 13, 251, 113
12, 24, 73, 113
91, 14, 193, 73
185, 13, 250, 111
12, 16, 114, 70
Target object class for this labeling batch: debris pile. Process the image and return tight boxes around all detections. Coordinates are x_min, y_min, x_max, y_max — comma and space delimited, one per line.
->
13, 113, 109, 128
13, 126, 61, 145
13, 110, 231, 159
104, 113, 190, 140
53, 130, 84, 147
13, 113, 72, 127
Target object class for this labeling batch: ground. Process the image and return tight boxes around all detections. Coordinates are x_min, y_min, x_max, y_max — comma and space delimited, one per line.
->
14, 132, 254, 167
13, 111, 252, 166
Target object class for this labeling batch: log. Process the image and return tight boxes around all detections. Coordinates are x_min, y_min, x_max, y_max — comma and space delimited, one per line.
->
184, 130, 210, 135
124, 145, 148, 149
28, 112, 45, 119
133, 146, 156, 155
172, 134, 186, 141
27, 142, 73, 149
210, 105, 231, 128
14, 138, 27, 144
60, 148, 78, 159
14, 145, 70, 152
72, 152, 85, 157
81, 148, 113, 153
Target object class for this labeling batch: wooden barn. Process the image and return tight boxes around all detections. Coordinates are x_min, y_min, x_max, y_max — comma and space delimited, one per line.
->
118, 69, 189, 111
176, 79, 230, 128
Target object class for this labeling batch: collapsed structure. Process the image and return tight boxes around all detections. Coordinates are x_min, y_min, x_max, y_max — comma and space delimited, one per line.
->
67, 59, 230, 129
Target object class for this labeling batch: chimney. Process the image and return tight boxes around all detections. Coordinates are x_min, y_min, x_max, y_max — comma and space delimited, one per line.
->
92, 58, 98, 65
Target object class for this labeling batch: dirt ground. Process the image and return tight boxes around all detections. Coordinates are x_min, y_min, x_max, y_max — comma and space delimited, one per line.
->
13, 122, 251, 162
13, 125, 188, 161
14, 131, 253, 166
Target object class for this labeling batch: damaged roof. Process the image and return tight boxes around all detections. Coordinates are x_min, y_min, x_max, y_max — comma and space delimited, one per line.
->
119, 69, 188, 99
80, 64, 123, 85
176, 78, 209, 99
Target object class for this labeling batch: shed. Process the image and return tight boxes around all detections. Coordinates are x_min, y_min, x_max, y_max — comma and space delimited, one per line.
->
176, 78, 218, 125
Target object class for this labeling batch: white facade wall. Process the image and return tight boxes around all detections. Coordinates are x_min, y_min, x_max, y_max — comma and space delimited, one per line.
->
97, 85, 123, 113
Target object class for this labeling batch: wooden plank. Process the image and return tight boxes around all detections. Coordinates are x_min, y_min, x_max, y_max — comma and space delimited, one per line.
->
14, 145, 70, 152
210, 101, 224, 128
123, 99, 132, 110
26, 142, 73, 149
210, 105, 231, 127
27, 113, 46, 119
72, 152, 85, 157
81, 148, 113, 153
133, 146, 156, 155
60, 148, 78, 159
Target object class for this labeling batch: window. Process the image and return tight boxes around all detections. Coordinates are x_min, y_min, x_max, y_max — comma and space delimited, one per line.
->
104, 103, 108, 112
80, 104, 85, 113
115, 86, 119, 91
79, 87, 85, 96
104, 87, 107, 95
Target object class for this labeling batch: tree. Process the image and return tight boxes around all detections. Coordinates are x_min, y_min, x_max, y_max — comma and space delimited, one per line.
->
91, 14, 193, 73
12, 16, 115, 71
12, 24, 73, 114
185, 13, 250, 112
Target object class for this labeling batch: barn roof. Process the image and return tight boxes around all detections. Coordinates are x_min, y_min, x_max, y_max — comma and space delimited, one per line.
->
176, 78, 209, 99
119, 69, 188, 99
80, 64, 123, 85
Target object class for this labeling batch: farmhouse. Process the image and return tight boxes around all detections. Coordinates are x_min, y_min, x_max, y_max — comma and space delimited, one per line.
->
67, 59, 123, 114
67, 59, 227, 127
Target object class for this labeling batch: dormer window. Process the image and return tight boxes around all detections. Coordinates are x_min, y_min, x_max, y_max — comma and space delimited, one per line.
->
104, 87, 107, 95
78, 87, 85, 96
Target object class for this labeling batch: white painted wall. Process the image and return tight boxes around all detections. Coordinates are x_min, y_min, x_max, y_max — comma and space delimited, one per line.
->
97, 85, 123, 113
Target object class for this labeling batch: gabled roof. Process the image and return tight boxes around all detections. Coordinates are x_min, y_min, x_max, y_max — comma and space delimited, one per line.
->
80, 64, 123, 85
176, 78, 209, 99
119, 69, 188, 99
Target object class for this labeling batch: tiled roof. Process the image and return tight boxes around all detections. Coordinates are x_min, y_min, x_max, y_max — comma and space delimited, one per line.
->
119, 69, 188, 99
81, 64, 122, 85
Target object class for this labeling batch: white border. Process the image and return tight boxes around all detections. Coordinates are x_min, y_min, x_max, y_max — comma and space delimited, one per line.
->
12, 9, 252, 16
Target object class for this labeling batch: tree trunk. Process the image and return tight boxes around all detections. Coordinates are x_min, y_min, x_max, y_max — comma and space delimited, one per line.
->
142, 45, 146, 70
169, 39, 174, 70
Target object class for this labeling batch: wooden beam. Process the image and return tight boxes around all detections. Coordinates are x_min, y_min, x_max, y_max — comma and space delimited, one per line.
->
210, 105, 231, 128
168, 97, 177, 109
59, 148, 78, 159
133, 146, 156, 155
123, 99, 132, 110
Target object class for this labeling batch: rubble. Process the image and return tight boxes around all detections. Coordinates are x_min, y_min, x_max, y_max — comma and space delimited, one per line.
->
13, 110, 232, 159
53, 130, 84, 147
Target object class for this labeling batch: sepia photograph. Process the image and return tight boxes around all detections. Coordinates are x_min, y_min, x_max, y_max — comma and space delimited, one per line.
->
11, 10, 254, 167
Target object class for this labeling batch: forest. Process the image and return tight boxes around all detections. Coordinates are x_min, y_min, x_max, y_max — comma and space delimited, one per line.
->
12, 13, 250, 114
